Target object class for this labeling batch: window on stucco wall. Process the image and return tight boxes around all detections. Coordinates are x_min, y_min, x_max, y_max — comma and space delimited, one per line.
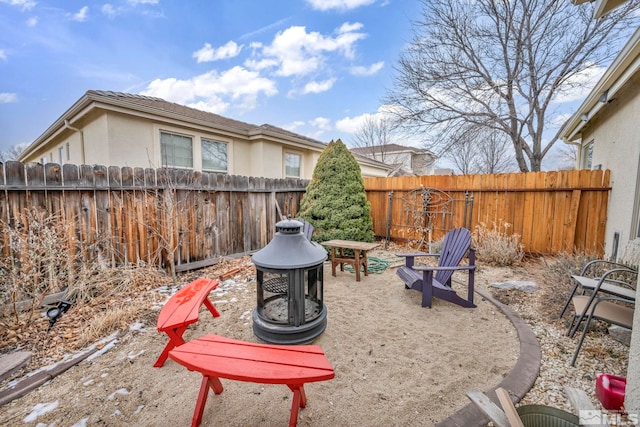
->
581, 140, 593, 170
202, 139, 228, 172
161, 131, 193, 168
285, 152, 301, 177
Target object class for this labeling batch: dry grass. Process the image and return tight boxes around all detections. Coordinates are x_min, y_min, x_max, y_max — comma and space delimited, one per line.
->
472, 221, 524, 266
78, 298, 148, 347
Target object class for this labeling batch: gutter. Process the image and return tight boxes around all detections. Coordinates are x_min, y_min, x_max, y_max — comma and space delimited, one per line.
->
64, 120, 86, 164
562, 27, 640, 143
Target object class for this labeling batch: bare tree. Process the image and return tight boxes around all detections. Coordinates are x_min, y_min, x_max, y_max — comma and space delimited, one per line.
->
350, 115, 394, 162
0, 144, 26, 162
386, 0, 640, 171
443, 127, 479, 175
474, 128, 515, 174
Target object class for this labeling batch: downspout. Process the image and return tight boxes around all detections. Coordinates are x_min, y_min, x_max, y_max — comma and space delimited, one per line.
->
64, 120, 86, 164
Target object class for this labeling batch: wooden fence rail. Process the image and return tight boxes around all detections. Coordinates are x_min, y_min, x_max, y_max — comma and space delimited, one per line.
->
0, 161, 308, 271
364, 170, 611, 256
0, 163, 611, 269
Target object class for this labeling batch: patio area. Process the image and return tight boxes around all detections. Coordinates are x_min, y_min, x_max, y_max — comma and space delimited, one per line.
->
0, 250, 630, 426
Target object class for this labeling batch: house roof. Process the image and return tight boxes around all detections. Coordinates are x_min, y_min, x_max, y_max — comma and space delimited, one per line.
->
560, 27, 640, 143
572, 0, 628, 18
18, 90, 392, 171
350, 143, 436, 157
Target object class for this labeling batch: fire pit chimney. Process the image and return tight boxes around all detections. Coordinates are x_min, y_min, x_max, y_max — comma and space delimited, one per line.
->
251, 219, 327, 344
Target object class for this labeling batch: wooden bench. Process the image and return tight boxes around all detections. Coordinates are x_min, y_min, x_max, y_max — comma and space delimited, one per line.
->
169, 334, 335, 427
154, 278, 221, 367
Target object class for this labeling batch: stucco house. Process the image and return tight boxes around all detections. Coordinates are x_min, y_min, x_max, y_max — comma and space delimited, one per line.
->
560, 20, 640, 411
350, 144, 437, 176
18, 90, 392, 179
561, 27, 640, 261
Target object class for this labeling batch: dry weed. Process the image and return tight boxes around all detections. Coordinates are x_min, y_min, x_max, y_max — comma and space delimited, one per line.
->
78, 298, 148, 347
472, 221, 524, 266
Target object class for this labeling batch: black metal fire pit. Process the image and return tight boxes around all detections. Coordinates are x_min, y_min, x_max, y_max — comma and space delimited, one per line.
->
251, 219, 327, 344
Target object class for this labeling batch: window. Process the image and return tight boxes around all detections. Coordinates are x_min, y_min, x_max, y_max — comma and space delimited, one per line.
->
161, 132, 193, 168
285, 153, 301, 177
66, 142, 70, 161
202, 139, 228, 172
581, 140, 593, 170
59, 146, 65, 165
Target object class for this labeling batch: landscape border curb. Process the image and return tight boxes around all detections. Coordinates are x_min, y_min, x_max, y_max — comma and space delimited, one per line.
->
436, 288, 541, 426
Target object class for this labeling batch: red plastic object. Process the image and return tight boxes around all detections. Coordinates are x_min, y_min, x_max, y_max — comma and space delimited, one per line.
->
596, 373, 626, 410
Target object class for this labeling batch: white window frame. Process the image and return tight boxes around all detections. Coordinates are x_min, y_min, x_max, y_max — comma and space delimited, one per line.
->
581, 140, 594, 170
284, 152, 302, 177
201, 139, 228, 172
160, 131, 193, 169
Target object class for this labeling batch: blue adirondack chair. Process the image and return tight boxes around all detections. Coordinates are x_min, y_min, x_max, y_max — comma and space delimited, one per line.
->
396, 228, 476, 308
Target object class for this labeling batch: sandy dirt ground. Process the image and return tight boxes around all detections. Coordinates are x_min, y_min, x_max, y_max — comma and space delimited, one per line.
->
0, 251, 528, 427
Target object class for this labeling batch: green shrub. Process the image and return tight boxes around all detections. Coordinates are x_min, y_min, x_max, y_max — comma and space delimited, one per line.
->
298, 139, 374, 243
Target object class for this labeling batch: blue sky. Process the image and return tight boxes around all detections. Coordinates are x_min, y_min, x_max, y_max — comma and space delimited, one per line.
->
0, 0, 423, 154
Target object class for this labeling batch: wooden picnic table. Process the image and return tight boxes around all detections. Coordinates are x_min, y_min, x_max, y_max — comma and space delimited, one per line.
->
320, 240, 381, 282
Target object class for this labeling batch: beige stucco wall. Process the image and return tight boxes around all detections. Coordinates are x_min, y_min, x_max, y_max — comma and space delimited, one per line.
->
22, 108, 389, 179
580, 70, 640, 258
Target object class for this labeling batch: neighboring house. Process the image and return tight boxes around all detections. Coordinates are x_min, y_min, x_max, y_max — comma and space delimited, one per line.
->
18, 90, 392, 179
350, 144, 437, 176
560, 27, 640, 260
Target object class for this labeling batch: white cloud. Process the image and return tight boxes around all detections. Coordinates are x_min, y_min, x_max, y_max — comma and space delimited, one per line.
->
141, 65, 278, 113
350, 61, 384, 76
0, 93, 18, 103
26, 16, 37, 26
297, 78, 337, 95
71, 6, 89, 22
127, 0, 158, 5
335, 114, 370, 133
338, 22, 363, 33
254, 23, 367, 77
305, 0, 376, 11
282, 120, 306, 132
335, 105, 396, 133
101, 4, 117, 17
552, 64, 606, 104
193, 41, 243, 63
0, 49, 6, 61
310, 117, 332, 131
0, 0, 36, 11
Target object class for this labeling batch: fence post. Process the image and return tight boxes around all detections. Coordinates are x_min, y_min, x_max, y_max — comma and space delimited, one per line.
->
385, 191, 393, 249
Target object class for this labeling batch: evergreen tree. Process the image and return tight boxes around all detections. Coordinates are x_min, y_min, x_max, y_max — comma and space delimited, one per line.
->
298, 139, 374, 243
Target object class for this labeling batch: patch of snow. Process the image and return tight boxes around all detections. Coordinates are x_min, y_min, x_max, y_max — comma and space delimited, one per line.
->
240, 310, 251, 320
70, 418, 89, 427
82, 379, 94, 386
214, 299, 229, 304
127, 350, 144, 359
23, 401, 59, 422
107, 388, 130, 400
230, 297, 238, 303
129, 322, 144, 332
100, 372, 108, 378
133, 405, 144, 415
86, 334, 119, 362
110, 409, 122, 417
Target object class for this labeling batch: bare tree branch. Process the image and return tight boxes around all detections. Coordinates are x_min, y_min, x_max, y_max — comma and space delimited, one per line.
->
385, 0, 640, 171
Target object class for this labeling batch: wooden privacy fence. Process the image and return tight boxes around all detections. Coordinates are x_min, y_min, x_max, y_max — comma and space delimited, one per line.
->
364, 170, 611, 256
0, 161, 308, 271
